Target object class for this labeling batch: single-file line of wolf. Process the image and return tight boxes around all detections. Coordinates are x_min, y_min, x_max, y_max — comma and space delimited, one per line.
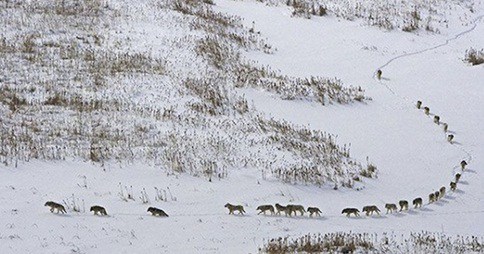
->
44, 71, 471, 220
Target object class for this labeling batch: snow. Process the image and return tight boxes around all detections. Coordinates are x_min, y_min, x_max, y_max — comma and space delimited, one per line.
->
217, 0, 484, 228
1, 0, 484, 253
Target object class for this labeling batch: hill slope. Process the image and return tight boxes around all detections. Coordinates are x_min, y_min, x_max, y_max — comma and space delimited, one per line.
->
0, 0, 483, 253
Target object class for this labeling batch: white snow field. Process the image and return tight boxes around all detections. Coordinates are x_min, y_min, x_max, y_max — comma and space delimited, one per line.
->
1, 0, 484, 253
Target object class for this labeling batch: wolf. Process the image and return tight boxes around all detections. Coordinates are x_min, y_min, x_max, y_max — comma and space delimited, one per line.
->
439, 186, 446, 198
455, 173, 461, 183
224, 203, 245, 215
147, 207, 168, 217
256, 205, 275, 215
434, 115, 440, 124
424, 107, 430, 115
307, 207, 322, 217
44, 201, 66, 214
275, 203, 289, 216
342, 208, 360, 217
90, 205, 108, 216
416, 100, 422, 109
399, 200, 409, 211
413, 198, 423, 208
362, 205, 380, 216
376, 69, 382, 79
287, 204, 305, 216
447, 134, 454, 143
450, 181, 457, 191
385, 203, 397, 214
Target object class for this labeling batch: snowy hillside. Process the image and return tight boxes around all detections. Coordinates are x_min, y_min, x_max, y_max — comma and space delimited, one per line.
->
1, 0, 484, 253
254, 0, 481, 33
0, 0, 370, 187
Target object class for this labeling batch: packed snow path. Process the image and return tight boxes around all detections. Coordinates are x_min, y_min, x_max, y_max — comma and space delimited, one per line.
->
375, 14, 484, 166
216, 0, 484, 239
378, 14, 484, 71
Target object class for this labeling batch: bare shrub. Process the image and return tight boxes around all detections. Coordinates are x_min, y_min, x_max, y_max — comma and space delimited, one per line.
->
402, 9, 420, 32
360, 157, 377, 178
289, 0, 312, 19
465, 48, 484, 66
318, 5, 327, 16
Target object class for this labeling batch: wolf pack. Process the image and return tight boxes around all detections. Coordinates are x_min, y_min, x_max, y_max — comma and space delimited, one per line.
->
223, 157, 465, 218
222, 99, 471, 218
224, 203, 322, 217
44, 99, 471, 220
44, 201, 169, 217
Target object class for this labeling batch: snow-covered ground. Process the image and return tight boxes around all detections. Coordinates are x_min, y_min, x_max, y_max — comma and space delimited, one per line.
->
1, 0, 484, 253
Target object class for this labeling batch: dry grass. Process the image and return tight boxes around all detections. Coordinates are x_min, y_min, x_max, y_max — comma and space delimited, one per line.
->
260, 231, 483, 253
255, 0, 475, 32
0, 0, 373, 187
236, 64, 370, 106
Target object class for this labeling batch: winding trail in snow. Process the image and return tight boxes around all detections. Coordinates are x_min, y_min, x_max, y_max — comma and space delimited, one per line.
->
377, 14, 484, 72
105, 209, 484, 218
376, 14, 484, 108
215, 1, 484, 230
374, 14, 484, 190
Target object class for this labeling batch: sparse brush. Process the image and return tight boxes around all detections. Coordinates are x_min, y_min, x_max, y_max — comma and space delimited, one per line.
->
260, 232, 483, 253
464, 48, 484, 66
118, 182, 128, 202
289, 1, 312, 19
21, 34, 38, 54
0, 0, 372, 188
360, 157, 378, 178
195, 35, 236, 70
62, 194, 83, 213
255, 0, 468, 32
402, 9, 420, 32
140, 188, 150, 204
154, 187, 177, 202
236, 64, 370, 106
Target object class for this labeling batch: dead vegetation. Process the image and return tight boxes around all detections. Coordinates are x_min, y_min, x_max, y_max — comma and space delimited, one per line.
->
464, 48, 484, 66
236, 63, 370, 105
257, 0, 477, 32
0, 0, 373, 187
260, 231, 483, 254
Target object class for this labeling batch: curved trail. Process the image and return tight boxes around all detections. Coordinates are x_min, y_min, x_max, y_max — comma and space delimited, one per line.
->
300, 11, 484, 220
377, 14, 484, 71
220, 0, 482, 221
374, 13, 483, 203
375, 14, 484, 111
255, 9, 484, 224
